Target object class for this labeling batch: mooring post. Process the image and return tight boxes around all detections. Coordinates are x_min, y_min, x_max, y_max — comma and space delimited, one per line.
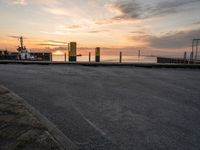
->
190, 51, 194, 63
89, 52, 91, 62
138, 50, 141, 62
184, 52, 187, 60
184, 52, 187, 64
64, 53, 67, 62
119, 51, 122, 63
195, 40, 198, 62
192, 39, 195, 61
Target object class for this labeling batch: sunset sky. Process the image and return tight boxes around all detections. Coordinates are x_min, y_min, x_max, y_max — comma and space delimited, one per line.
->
0, 0, 200, 56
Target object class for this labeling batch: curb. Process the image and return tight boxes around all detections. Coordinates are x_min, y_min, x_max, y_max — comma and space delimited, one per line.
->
0, 60, 200, 68
0, 85, 78, 150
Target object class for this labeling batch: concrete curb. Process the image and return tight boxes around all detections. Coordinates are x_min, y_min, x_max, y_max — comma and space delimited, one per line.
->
0, 85, 78, 150
0, 60, 200, 68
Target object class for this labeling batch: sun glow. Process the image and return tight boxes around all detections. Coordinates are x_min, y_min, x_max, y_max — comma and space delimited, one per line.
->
52, 50, 65, 55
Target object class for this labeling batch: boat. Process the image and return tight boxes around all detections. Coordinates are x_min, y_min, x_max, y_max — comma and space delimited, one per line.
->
17, 36, 32, 60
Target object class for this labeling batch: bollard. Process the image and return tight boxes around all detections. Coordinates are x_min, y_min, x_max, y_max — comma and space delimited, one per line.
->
138, 50, 141, 62
64, 53, 67, 62
89, 52, 91, 62
95, 47, 100, 62
190, 51, 193, 62
119, 52, 122, 63
183, 52, 187, 64
68, 42, 77, 62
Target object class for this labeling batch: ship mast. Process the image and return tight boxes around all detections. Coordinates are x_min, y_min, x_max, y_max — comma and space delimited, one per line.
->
20, 36, 23, 48
17, 36, 27, 52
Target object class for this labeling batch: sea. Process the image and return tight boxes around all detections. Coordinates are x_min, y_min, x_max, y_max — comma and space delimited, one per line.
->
52, 55, 157, 63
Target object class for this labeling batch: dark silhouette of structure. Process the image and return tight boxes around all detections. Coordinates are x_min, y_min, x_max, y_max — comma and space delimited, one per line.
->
119, 52, 122, 63
184, 52, 187, 60
89, 52, 91, 62
17, 37, 28, 53
192, 39, 200, 61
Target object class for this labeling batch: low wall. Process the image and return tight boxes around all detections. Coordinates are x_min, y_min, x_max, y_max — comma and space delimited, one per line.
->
157, 57, 197, 64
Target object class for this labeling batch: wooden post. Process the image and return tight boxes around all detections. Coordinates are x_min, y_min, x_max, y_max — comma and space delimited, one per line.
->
64, 53, 67, 62
138, 50, 141, 62
89, 52, 91, 62
184, 52, 187, 64
195, 40, 198, 62
190, 51, 194, 64
192, 39, 195, 61
119, 52, 122, 63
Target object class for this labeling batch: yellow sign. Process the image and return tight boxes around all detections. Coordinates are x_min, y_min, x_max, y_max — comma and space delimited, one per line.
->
95, 47, 100, 57
69, 42, 77, 57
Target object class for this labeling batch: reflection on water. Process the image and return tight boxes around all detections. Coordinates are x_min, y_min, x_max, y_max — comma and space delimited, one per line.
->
52, 55, 157, 63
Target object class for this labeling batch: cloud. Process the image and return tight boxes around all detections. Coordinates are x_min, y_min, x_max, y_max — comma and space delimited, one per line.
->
38, 43, 62, 47
38, 40, 68, 47
129, 31, 146, 34
34, 0, 72, 16
150, 0, 200, 17
42, 7, 70, 16
8, 36, 20, 39
41, 46, 68, 51
38, 1, 82, 18
44, 40, 67, 44
107, 0, 142, 20
148, 29, 200, 49
38, 43, 67, 47
97, 0, 200, 24
8, 35, 28, 39
12, 0, 27, 6
88, 30, 109, 33
65, 25, 81, 29
193, 21, 200, 25
96, 0, 142, 24
51, 46, 68, 51
40, 31, 66, 35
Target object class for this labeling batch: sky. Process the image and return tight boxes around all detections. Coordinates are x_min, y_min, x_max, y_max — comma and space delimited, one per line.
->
0, 0, 200, 56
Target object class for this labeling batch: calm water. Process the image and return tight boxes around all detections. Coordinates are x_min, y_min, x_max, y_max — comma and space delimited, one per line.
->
52, 55, 157, 63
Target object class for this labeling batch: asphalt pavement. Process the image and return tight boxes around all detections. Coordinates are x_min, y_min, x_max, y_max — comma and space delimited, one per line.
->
0, 64, 200, 150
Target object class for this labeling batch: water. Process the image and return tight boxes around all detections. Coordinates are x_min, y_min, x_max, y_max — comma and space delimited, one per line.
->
52, 55, 157, 63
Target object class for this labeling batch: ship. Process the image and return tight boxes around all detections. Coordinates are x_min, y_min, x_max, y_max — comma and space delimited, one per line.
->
17, 36, 32, 60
